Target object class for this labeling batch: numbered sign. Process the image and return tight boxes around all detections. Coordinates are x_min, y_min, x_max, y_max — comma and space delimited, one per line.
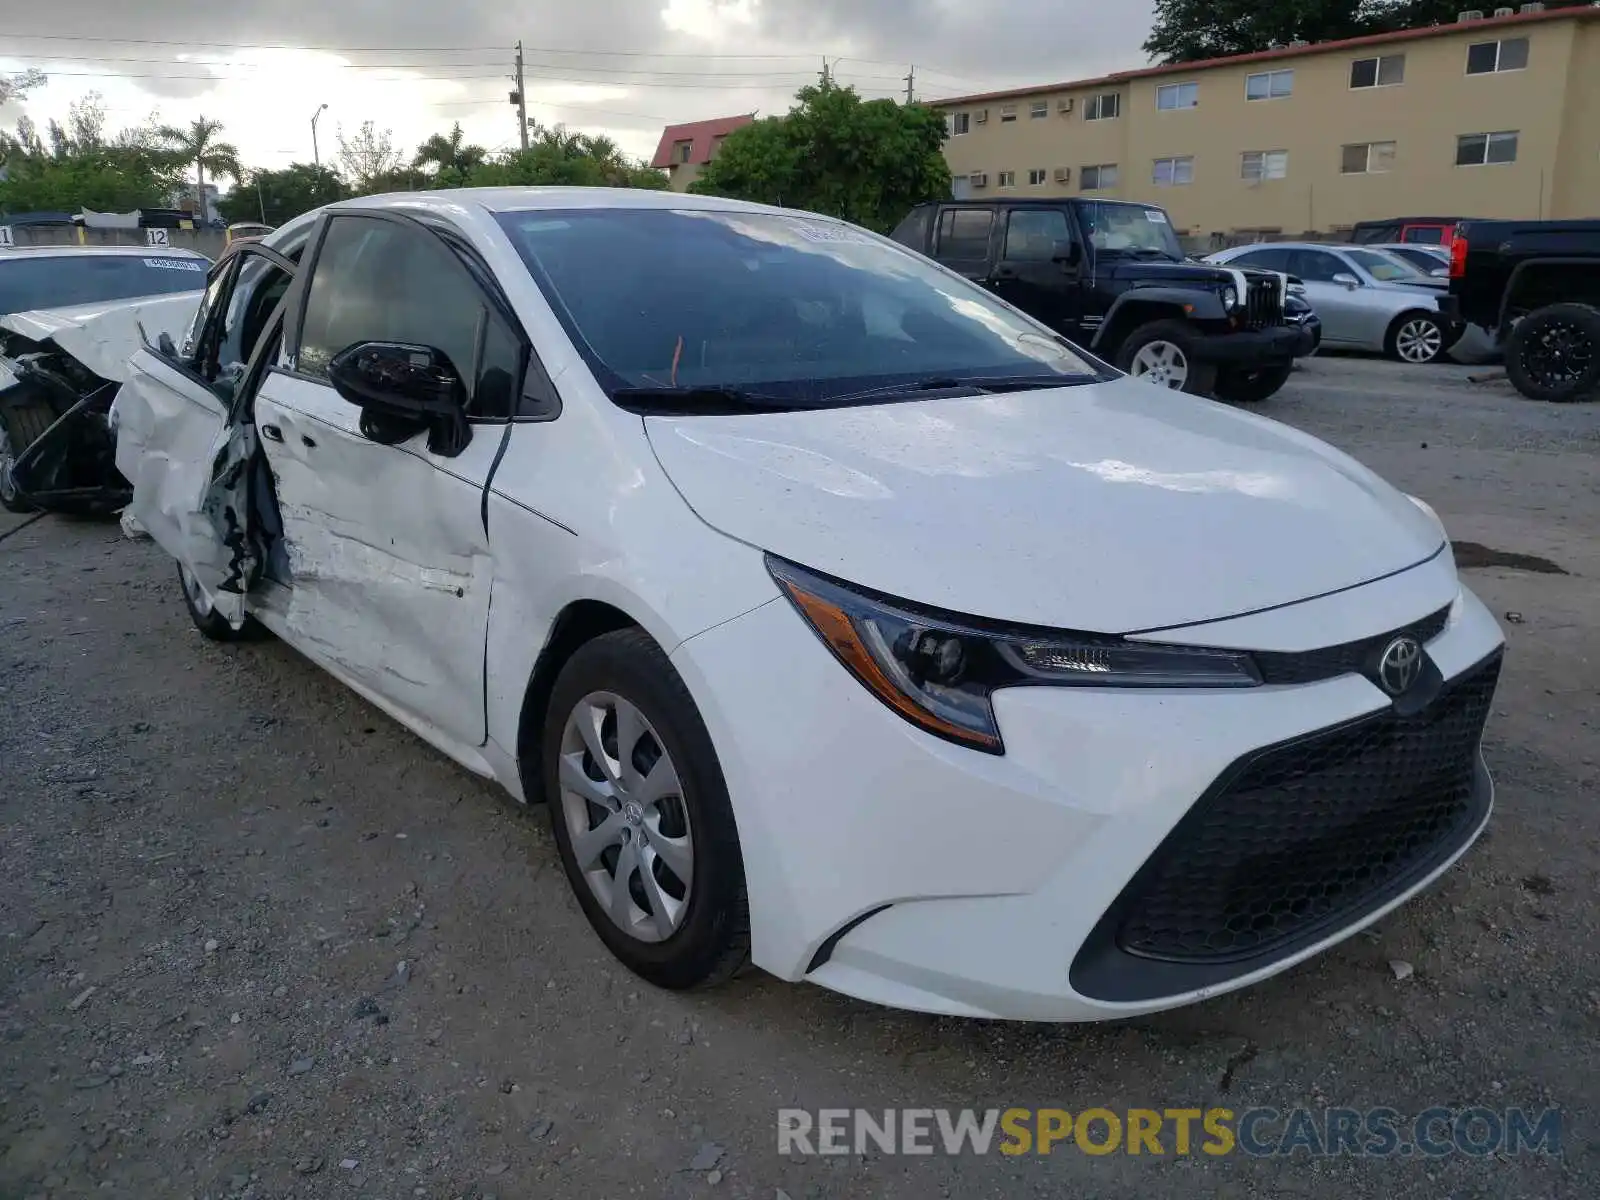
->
145, 228, 170, 247
0, 225, 14, 249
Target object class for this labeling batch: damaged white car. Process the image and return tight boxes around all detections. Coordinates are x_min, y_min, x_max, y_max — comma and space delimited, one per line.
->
116, 188, 1506, 1021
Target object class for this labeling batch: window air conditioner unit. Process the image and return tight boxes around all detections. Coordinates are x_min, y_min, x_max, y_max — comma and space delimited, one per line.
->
970, 172, 988, 187
975, 109, 989, 123
1057, 98, 1074, 113
1054, 167, 1071, 182
1457, 9, 1485, 20
1493, 6, 1515, 15
1520, 3, 1545, 12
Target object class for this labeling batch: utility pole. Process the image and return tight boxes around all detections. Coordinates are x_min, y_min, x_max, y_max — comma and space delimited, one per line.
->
904, 65, 915, 104
512, 41, 529, 152
821, 56, 831, 86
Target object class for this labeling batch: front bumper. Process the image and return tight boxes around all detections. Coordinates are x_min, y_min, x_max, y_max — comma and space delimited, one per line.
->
1192, 323, 1314, 365
671, 554, 1505, 1021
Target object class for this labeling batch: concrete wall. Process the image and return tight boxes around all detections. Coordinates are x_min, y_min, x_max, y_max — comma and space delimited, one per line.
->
3, 225, 228, 260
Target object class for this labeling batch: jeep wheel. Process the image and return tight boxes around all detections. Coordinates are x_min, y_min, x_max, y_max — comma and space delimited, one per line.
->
1117, 321, 1218, 397
1214, 362, 1293, 404
1506, 303, 1600, 404
1386, 312, 1450, 365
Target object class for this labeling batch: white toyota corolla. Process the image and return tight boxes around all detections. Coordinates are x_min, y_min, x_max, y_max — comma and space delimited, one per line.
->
111, 188, 1505, 1021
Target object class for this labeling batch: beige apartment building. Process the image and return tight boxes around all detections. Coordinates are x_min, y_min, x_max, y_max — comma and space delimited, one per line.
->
929, 5, 1600, 240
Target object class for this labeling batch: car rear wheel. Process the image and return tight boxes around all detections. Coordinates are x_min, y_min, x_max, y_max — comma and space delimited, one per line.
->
0, 401, 57, 514
1506, 303, 1600, 404
1116, 320, 1218, 397
177, 561, 269, 642
1386, 312, 1450, 365
1214, 362, 1293, 404
542, 628, 749, 990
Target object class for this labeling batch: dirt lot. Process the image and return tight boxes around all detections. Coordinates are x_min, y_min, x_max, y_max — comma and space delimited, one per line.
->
2, 356, 1597, 1200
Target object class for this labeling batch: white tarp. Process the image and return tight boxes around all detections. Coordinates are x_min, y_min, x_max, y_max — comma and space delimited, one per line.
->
78, 208, 142, 231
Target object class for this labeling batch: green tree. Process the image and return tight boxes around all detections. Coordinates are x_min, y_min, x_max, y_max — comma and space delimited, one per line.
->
688, 82, 950, 233
0, 68, 47, 106
335, 121, 407, 193
218, 162, 346, 225
1144, 0, 1590, 63
412, 122, 489, 178
156, 116, 242, 212
462, 121, 667, 189
1, 95, 184, 214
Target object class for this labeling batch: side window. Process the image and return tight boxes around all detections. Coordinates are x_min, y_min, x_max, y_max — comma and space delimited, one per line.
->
178, 260, 236, 363
1002, 209, 1071, 262
1231, 248, 1292, 273
1290, 250, 1345, 282
934, 208, 994, 268
295, 215, 521, 421
890, 206, 932, 251
213, 254, 293, 384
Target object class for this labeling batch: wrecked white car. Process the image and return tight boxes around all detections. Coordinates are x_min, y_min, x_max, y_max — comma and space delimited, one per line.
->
0, 244, 211, 514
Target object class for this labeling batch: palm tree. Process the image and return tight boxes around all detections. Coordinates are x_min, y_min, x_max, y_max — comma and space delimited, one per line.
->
412, 123, 488, 176
156, 116, 242, 215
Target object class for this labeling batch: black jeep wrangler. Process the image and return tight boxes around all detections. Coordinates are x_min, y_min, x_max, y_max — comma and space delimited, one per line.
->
891, 198, 1316, 402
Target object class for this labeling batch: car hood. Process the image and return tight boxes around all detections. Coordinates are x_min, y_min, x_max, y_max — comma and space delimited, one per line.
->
1105, 258, 1235, 286
645, 379, 1445, 633
0, 292, 202, 382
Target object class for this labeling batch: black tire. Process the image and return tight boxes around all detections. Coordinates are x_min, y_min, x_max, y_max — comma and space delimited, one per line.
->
1214, 362, 1293, 404
177, 561, 270, 642
1114, 320, 1219, 397
541, 628, 749, 991
1505, 303, 1600, 404
0, 401, 57, 514
1384, 311, 1451, 365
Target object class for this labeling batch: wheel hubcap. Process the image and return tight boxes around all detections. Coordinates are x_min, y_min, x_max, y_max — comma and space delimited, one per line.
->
1130, 341, 1189, 389
1397, 320, 1443, 363
559, 691, 693, 944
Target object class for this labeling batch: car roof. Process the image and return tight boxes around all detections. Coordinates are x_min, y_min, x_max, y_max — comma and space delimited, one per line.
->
326, 185, 820, 222
0, 244, 209, 260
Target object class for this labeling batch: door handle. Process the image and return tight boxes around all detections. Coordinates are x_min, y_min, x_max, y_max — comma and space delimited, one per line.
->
260, 423, 283, 443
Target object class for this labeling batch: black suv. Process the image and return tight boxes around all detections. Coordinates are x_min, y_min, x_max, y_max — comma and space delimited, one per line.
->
891, 198, 1316, 402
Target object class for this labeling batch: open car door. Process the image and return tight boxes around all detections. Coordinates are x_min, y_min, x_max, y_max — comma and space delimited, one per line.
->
112, 243, 297, 628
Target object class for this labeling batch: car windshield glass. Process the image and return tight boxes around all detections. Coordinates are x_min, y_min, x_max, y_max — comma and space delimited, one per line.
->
1078, 202, 1183, 260
1346, 249, 1419, 283
494, 208, 1103, 410
0, 254, 209, 315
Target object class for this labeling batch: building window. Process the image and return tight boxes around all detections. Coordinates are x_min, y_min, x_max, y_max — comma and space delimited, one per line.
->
673, 141, 692, 164
1081, 164, 1119, 191
1245, 70, 1294, 101
1340, 141, 1396, 174
997, 170, 1017, 187
1156, 82, 1199, 110
1242, 150, 1289, 181
948, 112, 970, 136
1350, 54, 1406, 88
709, 135, 726, 159
1456, 130, 1519, 166
1027, 168, 1048, 186
1085, 92, 1121, 121
1466, 37, 1529, 75
1153, 156, 1195, 186
1000, 104, 1018, 123
1030, 100, 1049, 119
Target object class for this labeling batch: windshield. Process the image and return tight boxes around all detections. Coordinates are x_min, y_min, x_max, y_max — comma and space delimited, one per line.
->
0, 254, 209, 315
1346, 248, 1422, 283
1078, 202, 1183, 260
494, 208, 1102, 409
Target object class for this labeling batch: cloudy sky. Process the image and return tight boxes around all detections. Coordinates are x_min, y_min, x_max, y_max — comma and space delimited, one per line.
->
2, 0, 1159, 175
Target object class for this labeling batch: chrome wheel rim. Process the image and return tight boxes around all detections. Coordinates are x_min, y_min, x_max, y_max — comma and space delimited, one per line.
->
179, 563, 213, 616
1396, 319, 1443, 363
559, 691, 693, 943
1130, 341, 1189, 389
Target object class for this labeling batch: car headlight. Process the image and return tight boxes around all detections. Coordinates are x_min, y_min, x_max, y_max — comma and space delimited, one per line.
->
1222, 287, 1239, 310
767, 557, 1262, 755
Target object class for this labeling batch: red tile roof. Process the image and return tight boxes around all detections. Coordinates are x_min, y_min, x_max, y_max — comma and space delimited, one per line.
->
651, 114, 756, 168
931, 5, 1600, 107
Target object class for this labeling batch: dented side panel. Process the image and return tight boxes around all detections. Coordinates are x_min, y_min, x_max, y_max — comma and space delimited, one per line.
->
113, 350, 251, 625
253, 373, 498, 748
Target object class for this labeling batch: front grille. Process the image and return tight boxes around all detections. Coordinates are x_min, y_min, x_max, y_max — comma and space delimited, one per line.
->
1254, 604, 1452, 686
1243, 276, 1284, 330
1114, 652, 1501, 964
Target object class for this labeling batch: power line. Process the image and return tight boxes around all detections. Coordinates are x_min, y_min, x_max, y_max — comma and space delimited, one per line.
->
0, 31, 822, 58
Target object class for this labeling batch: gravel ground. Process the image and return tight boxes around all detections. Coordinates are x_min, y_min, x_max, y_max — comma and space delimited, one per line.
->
2, 355, 1597, 1199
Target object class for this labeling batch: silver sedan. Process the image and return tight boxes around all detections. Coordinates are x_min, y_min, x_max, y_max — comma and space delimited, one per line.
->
1206, 242, 1458, 364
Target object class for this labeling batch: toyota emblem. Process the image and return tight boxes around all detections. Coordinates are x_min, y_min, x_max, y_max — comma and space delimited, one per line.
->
1377, 636, 1424, 696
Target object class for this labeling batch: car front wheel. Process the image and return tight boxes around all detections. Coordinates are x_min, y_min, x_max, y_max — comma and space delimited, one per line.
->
177, 562, 269, 642
1386, 312, 1451, 365
1116, 320, 1218, 397
542, 628, 750, 990
1214, 362, 1293, 404
0, 401, 56, 514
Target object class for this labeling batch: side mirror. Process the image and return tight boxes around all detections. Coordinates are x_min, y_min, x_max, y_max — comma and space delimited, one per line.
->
328, 341, 472, 457
157, 331, 178, 358
1332, 273, 1362, 289
1051, 240, 1083, 268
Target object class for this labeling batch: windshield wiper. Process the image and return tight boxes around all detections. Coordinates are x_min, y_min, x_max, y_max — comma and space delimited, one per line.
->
828, 374, 1097, 405
611, 385, 799, 414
